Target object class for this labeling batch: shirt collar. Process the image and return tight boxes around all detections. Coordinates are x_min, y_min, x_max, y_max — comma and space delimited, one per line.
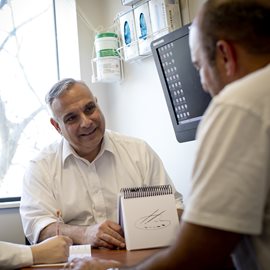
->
62, 130, 114, 164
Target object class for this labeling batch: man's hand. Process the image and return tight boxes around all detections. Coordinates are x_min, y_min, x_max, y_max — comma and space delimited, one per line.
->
84, 220, 125, 249
31, 235, 73, 264
38, 220, 125, 248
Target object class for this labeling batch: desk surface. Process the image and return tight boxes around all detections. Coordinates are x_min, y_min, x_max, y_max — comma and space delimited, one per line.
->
21, 247, 163, 269
92, 248, 161, 266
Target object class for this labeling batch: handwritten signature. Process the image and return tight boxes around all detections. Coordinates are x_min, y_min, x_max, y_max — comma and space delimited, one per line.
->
135, 209, 171, 230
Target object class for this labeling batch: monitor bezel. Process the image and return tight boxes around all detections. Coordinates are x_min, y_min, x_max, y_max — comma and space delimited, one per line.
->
151, 24, 211, 143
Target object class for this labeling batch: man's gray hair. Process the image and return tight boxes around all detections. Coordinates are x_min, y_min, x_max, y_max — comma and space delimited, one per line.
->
45, 78, 88, 107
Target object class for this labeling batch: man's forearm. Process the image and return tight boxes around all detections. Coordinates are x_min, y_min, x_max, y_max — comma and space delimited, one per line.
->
120, 221, 241, 270
38, 222, 87, 244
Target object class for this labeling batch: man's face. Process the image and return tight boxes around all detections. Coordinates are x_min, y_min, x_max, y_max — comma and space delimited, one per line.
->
189, 25, 226, 97
51, 83, 105, 161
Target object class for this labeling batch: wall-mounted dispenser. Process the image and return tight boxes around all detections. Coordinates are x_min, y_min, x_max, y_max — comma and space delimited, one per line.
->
118, 9, 140, 61
116, 0, 182, 62
91, 32, 123, 83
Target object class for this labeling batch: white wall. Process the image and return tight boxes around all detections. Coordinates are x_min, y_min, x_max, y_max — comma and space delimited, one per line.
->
76, 0, 204, 201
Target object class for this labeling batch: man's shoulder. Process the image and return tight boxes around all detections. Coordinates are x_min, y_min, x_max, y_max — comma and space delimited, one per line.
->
219, 64, 270, 103
104, 130, 158, 162
32, 139, 63, 162
106, 130, 146, 144
105, 130, 150, 152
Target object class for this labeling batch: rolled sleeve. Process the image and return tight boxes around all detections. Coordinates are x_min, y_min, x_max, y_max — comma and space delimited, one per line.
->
20, 160, 59, 244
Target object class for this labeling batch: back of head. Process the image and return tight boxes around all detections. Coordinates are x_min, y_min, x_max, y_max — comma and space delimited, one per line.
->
196, 0, 270, 64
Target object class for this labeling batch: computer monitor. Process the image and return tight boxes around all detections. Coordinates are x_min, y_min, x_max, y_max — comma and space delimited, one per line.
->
151, 24, 211, 143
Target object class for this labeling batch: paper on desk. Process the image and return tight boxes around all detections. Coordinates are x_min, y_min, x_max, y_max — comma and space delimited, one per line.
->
68, 244, 91, 260
31, 263, 66, 267
31, 244, 91, 268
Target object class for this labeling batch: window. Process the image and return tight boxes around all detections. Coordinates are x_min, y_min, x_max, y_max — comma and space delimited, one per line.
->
0, 0, 80, 201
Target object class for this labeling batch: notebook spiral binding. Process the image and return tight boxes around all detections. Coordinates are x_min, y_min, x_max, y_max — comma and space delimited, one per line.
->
120, 184, 172, 199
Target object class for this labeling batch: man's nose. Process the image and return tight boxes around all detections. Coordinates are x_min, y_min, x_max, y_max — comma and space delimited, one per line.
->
80, 114, 92, 127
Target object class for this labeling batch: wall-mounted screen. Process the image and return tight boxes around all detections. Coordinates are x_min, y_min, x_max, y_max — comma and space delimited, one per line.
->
151, 23, 211, 143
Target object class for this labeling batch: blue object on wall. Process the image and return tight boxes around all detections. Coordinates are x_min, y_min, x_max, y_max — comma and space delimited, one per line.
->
139, 13, 147, 40
124, 21, 132, 45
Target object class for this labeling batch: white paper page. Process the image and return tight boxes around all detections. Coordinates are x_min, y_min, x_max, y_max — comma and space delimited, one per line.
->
68, 244, 91, 260
121, 194, 179, 250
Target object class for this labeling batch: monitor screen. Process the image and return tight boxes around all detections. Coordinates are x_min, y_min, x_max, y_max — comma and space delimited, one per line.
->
151, 24, 211, 143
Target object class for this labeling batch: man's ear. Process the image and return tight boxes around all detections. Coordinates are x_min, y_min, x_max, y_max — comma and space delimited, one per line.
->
50, 118, 62, 135
216, 40, 236, 78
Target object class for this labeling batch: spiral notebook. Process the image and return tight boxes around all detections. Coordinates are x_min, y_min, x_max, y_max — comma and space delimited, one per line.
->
118, 184, 179, 251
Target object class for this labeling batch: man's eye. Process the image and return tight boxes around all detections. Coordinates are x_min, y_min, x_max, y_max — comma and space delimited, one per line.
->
65, 116, 76, 123
192, 62, 200, 71
85, 105, 96, 114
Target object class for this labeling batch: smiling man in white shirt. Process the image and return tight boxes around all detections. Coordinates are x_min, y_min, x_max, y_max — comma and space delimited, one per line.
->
20, 78, 183, 249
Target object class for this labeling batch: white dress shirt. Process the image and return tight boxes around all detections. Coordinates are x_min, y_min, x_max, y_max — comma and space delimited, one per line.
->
183, 64, 270, 270
20, 130, 183, 244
